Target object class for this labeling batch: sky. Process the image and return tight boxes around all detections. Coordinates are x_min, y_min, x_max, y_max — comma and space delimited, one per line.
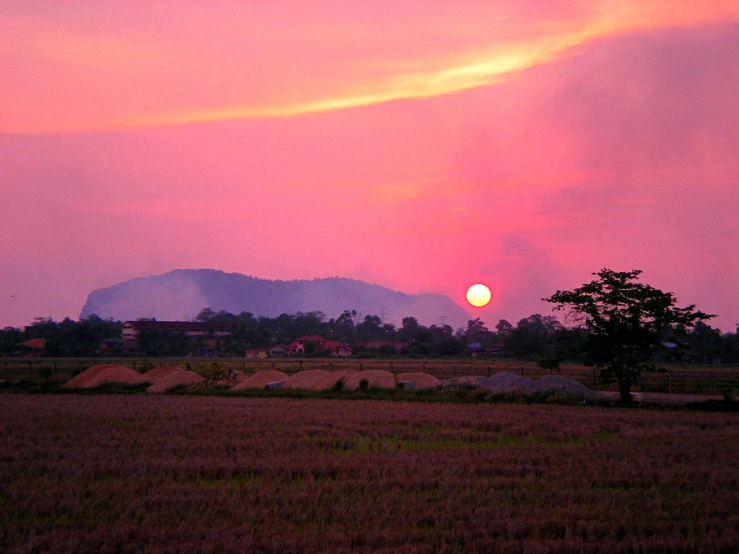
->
2, 0, 739, 332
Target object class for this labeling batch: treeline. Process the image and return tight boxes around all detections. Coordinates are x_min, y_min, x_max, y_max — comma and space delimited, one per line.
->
1, 309, 738, 363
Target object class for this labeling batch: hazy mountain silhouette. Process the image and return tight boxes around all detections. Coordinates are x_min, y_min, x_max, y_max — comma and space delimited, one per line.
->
80, 269, 471, 328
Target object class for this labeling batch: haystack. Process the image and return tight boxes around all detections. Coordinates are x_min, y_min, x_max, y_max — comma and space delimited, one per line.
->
395, 372, 442, 390
147, 370, 204, 393
231, 370, 288, 390
343, 370, 396, 390
61, 364, 141, 389
282, 370, 331, 389
311, 370, 358, 391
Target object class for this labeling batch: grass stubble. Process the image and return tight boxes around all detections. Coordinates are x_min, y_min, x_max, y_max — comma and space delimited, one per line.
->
1, 395, 737, 553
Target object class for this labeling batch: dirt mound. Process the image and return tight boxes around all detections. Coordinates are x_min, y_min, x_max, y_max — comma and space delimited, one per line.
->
443, 376, 487, 388
282, 370, 331, 389
61, 364, 141, 389
533, 375, 597, 398
231, 370, 249, 384
478, 372, 536, 393
311, 370, 358, 391
396, 372, 442, 390
147, 371, 204, 393
231, 370, 288, 390
343, 370, 396, 390
137, 366, 184, 384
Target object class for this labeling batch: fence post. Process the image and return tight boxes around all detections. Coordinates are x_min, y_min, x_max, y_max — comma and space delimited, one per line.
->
422, 363, 426, 373
453, 365, 456, 378
487, 366, 491, 377
390, 363, 393, 373
299, 360, 303, 371
592, 368, 597, 389
669, 371, 673, 394
360, 362, 363, 371
709, 372, 714, 395
330, 362, 333, 371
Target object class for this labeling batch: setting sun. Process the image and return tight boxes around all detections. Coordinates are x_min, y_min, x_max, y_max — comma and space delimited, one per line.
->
466, 284, 492, 307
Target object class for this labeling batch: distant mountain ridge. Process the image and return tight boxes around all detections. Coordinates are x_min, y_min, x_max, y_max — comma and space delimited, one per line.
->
80, 269, 471, 328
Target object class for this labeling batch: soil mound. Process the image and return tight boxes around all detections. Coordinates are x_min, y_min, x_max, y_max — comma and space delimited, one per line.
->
231, 370, 288, 390
282, 370, 331, 389
343, 370, 396, 390
137, 366, 184, 384
147, 370, 204, 393
61, 364, 141, 389
231, 370, 249, 384
443, 376, 487, 388
533, 375, 597, 398
311, 370, 358, 391
396, 372, 442, 389
478, 372, 536, 393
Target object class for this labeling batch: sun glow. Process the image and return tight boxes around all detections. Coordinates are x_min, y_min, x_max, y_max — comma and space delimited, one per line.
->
466, 284, 492, 308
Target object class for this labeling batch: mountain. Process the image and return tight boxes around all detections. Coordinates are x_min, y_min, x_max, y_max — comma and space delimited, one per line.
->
79, 269, 472, 328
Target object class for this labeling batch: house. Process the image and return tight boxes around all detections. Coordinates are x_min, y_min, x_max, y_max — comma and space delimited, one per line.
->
286, 336, 353, 357
18, 338, 46, 356
122, 320, 233, 340
99, 337, 137, 352
286, 335, 327, 355
267, 345, 288, 357
246, 348, 269, 359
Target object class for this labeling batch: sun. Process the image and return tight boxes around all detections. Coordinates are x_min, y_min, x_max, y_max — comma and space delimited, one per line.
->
466, 284, 492, 307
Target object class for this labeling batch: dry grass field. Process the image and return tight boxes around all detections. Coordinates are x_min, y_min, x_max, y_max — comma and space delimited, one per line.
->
1, 395, 737, 553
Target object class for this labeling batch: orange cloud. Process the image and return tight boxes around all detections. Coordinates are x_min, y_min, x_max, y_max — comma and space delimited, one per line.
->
2, 1, 737, 134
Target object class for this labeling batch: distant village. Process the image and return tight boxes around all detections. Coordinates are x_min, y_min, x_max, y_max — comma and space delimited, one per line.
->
4, 309, 738, 365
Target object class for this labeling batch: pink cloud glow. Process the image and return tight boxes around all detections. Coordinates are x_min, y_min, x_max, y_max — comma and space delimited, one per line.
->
1, 1, 738, 331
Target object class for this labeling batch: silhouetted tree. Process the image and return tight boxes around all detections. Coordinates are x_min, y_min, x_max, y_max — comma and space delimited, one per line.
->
544, 268, 714, 403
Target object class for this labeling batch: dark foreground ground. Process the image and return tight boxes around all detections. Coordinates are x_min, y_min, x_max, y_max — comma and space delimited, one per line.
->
1, 395, 738, 553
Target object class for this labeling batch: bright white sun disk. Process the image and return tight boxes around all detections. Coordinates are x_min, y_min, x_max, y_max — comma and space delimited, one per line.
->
466, 284, 492, 307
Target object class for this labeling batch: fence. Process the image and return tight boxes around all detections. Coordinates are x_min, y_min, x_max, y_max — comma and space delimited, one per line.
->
2, 357, 738, 395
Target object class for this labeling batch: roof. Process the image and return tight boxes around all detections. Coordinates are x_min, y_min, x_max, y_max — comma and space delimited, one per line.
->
19, 338, 47, 349
123, 321, 234, 331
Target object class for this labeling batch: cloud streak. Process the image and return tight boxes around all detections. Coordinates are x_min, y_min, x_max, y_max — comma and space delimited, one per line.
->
3, 1, 737, 133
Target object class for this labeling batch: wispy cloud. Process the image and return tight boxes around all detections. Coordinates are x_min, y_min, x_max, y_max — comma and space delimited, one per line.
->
3, 1, 736, 133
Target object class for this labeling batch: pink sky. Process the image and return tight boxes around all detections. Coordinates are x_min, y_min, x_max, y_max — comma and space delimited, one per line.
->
2, 1, 739, 331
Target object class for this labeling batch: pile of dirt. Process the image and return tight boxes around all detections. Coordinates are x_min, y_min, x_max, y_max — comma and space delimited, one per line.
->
231, 370, 249, 384
61, 364, 142, 389
147, 370, 204, 393
477, 372, 536, 393
395, 372, 442, 390
343, 370, 396, 390
137, 367, 184, 384
533, 375, 598, 398
309, 370, 358, 391
443, 376, 487, 388
282, 370, 331, 389
231, 370, 288, 390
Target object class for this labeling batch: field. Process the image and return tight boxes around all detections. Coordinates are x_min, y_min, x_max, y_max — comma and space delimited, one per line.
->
1, 395, 738, 553
3, 357, 739, 395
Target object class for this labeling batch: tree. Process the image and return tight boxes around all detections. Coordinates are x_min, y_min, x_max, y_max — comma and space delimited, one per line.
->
543, 268, 714, 403
506, 314, 562, 359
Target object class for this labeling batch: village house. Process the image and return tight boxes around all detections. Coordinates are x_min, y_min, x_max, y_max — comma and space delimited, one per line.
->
286, 336, 353, 357
121, 320, 233, 340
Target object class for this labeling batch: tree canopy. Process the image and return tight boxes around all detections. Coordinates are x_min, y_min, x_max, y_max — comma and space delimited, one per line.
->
544, 268, 714, 403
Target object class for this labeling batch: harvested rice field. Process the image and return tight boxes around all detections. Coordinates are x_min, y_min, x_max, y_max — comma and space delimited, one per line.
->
1, 395, 737, 553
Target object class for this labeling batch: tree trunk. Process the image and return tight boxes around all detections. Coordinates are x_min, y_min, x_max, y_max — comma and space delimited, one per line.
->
618, 380, 633, 405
